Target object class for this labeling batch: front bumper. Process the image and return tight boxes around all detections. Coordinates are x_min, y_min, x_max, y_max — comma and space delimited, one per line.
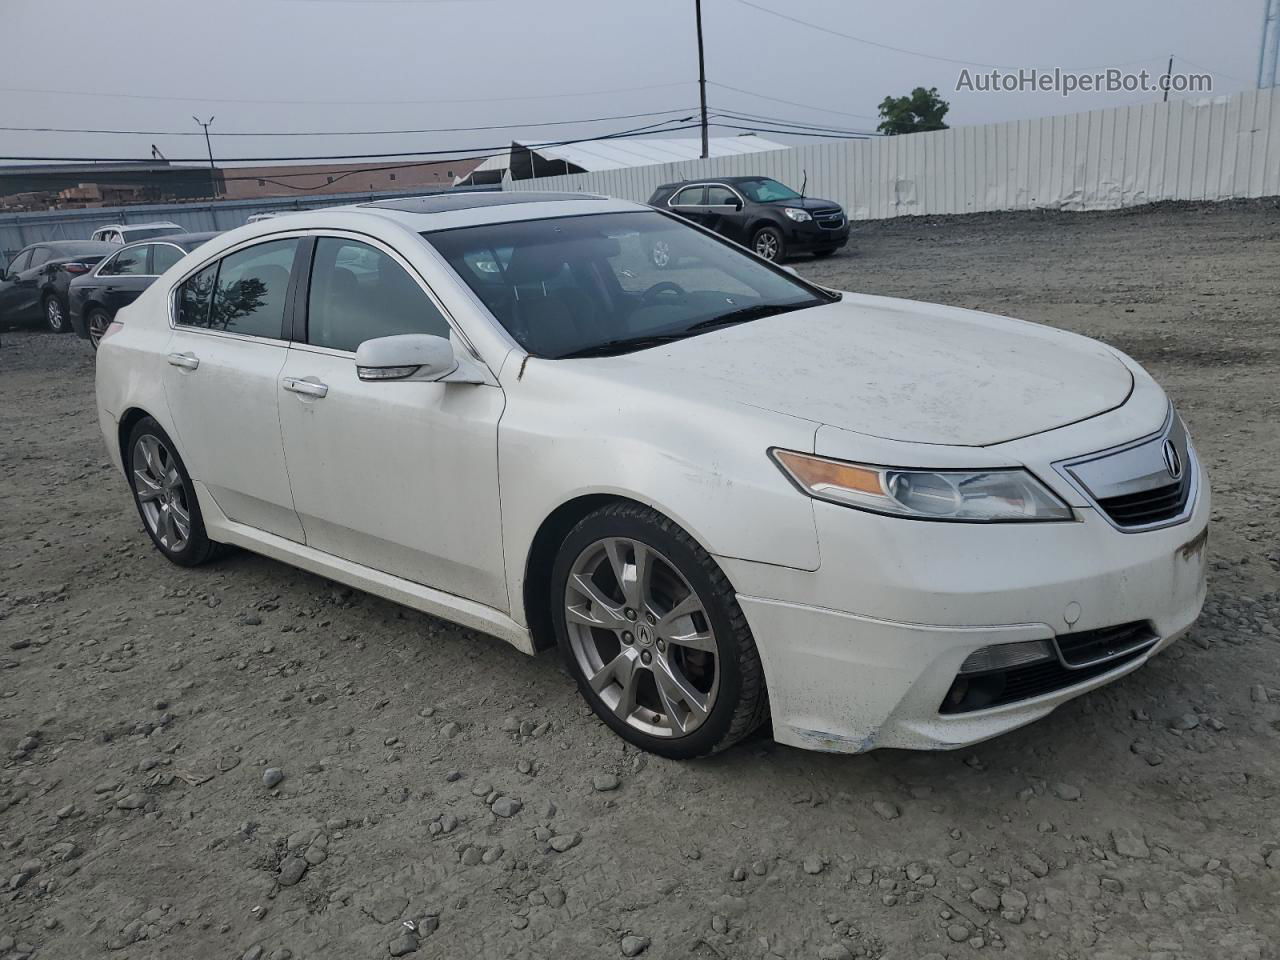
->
786, 219, 850, 252
722, 473, 1210, 754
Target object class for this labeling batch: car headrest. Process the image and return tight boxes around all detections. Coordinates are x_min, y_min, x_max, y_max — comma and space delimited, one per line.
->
505, 244, 568, 285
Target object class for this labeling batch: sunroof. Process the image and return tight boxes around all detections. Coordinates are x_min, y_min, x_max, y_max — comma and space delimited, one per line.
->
361, 192, 602, 214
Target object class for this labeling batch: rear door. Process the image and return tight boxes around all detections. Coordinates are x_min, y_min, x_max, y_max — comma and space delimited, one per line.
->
276, 233, 507, 607
161, 237, 306, 541
666, 185, 707, 226
0, 249, 34, 319
96, 244, 155, 316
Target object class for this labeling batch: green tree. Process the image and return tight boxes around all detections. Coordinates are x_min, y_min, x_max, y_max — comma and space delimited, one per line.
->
877, 87, 951, 135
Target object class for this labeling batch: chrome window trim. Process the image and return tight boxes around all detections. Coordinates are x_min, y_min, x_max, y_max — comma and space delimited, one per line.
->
1051, 404, 1200, 534
666, 182, 746, 210
167, 228, 486, 364
94, 243, 161, 280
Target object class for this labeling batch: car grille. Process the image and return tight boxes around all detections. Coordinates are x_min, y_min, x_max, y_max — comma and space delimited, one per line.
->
940, 622, 1157, 714
813, 210, 845, 229
1095, 476, 1190, 528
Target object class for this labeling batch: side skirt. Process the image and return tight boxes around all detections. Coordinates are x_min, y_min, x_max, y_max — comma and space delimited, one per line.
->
194, 481, 535, 655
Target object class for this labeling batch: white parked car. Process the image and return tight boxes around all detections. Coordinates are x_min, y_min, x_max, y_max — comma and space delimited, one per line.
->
94, 192, 1209, 758
90, 221, 186, 245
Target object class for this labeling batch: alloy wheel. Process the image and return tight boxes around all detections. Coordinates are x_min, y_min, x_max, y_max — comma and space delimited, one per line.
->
754, 233, 779, 260
45, 298, 65, 332
88, 311, 110, 348
131, 434, 191, 552
564, 537, 719, 738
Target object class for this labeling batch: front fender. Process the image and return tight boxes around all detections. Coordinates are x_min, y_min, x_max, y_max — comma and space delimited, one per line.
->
497, 354, 820, 626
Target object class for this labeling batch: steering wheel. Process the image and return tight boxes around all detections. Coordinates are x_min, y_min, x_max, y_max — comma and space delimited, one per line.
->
640, 281, 688, 303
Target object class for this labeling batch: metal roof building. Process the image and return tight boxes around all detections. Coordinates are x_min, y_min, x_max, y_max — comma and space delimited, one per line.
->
456, 135, 786, 185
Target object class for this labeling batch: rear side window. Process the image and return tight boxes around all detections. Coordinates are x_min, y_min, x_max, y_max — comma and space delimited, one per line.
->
151, 244, 184, 274
185, 239, 299, 338
306, 237, 450, 352
29, 248, 51, 268
6, 250, 32, 274
670, 186, 705, 206
100, 246, 149, 276
176, 262, 218, 328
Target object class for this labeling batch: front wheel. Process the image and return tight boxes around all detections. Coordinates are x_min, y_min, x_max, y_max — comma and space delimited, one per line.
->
126, 417, 225, 566
44, 295, 69, 333
87, 308, 112, 349
752, 226, 785, 262
551, 502, 768, 758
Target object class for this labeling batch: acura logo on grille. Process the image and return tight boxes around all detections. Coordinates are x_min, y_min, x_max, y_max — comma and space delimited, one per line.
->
1162, 439, 1183, 480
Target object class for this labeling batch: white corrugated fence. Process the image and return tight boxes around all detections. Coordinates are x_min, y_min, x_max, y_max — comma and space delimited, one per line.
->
515, 88, 1280, 219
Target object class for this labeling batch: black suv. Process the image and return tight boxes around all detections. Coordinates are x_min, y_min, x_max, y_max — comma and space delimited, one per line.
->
648, 176, 849, 262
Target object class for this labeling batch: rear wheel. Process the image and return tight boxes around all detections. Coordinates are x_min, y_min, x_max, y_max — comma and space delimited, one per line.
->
44, 295, 69, 333
551, 502, 768, 758
752, 226, 784, 262
126, 417, 225, 567
87, 308, 112, 349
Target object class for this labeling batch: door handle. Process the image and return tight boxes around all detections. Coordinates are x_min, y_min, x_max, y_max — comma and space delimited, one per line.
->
282, 377, 329, 399
166, 352, 199, 370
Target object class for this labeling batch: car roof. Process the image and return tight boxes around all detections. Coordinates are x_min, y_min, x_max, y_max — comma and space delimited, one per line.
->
658, 176, 776, 188
95, 221, 183, 231
227, 191, 644, 237
26, 240, 117, 254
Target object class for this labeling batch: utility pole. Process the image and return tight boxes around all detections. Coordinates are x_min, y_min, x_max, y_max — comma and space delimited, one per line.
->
1162, 55, 1173, 102
1260, 0, 1280, 88
193, 116, 217, 199
695, 0, 709, 158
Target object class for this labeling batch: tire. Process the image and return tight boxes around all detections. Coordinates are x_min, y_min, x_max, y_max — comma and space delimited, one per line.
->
751, 225, 785, 262
125, 417, 226, 567
43, 294, 70, 334
812, 248, 838, 259
87, 308, 112, 350
550, 502, 768, 759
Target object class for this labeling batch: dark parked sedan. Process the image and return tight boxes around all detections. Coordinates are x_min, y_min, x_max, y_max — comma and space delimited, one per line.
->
69, 232, 220, 348
0, 241, 117, 333
648, 176, 850, 262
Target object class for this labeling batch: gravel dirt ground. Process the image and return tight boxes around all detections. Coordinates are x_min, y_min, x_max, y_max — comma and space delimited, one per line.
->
1, 199, 1278, 960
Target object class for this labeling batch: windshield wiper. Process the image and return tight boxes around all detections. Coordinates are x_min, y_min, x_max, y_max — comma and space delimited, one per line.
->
556, 333, 690, 359
684, 300, 817, 332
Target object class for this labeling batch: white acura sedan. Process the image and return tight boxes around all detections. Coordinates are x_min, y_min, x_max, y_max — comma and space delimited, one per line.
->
95, 192, 1208, 758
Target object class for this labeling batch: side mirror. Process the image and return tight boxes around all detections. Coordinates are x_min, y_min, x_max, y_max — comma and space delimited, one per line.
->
356, 334, 458, 382
732, 199, 743, 211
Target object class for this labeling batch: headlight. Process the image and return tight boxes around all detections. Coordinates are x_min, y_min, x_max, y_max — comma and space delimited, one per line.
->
771, 450, 1073, 522
783, 207, 812, 222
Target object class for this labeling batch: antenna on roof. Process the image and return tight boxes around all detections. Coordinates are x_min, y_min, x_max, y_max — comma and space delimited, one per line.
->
800, 169, 808, 201
150, 144, 167, 161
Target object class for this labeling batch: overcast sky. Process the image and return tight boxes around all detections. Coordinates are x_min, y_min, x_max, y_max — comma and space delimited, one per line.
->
0, 0, 1265, 168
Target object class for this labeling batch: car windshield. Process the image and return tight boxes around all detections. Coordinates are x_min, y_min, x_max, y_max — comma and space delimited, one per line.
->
424, 210, 833, 359
123, 226, 183, 241
736, 179, 802, 203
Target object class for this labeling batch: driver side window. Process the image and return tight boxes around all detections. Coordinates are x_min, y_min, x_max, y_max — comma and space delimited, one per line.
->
6, 250, 32, 275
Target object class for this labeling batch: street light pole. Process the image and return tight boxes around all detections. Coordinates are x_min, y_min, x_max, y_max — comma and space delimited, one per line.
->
193, 116, 217, 199
695, 0, 709, 158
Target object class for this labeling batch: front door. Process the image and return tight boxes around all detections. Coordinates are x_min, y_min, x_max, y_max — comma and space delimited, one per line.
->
276, 234, 508, 609
161, 237, 306, 542
96, 243, 154, 316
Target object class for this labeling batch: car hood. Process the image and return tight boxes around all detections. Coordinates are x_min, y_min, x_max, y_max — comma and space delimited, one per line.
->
591, 293, 1133, 447
759, 196, 841, 211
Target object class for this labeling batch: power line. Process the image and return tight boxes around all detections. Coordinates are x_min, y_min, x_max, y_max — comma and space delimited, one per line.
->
0, 108, 699, 139
0, 117, 701, 166
708, 80, 879, 121
711, 108, 879, 137
711, 122, 869, 140
0, 80, 694, 107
